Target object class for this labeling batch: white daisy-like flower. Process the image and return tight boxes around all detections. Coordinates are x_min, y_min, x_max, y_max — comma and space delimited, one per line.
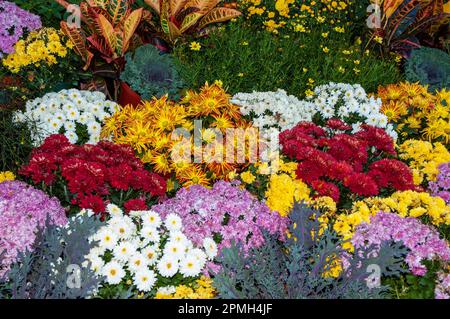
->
106, 203, 123, 217
112, 220, 134, 240
86, 121, 101, 135
113, 241, 137, 262
189, 248, 207, 268
141, 211, 162, 229
157, 286, 177, 295
141, 245, 159, 266
141, 226, 161, 243
102, 261, 125, 285
128, 253, 149, 273
96, 228, 118, 250
203, 237, 218, 260
88, 256, 105, 274
157, 255, 179, 277
133, 269, 156, 292
64, 130, 78, 144
169, 231, 188, 246
179, 254, 202, 277
164, 213, 182, 231
163, 240, 186, 260
66, 108, 80, 121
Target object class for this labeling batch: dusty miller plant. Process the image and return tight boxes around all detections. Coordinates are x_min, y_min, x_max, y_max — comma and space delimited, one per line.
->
213, 202, 408, 299
0, 213, 103, 299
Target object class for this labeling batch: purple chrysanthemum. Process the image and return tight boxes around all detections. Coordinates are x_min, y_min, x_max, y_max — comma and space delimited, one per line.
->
153, 180, 287, 256
352, 212, 450, 278
429, 162, 450, 205
0, 181, 67, 277
0, 1, 41, 56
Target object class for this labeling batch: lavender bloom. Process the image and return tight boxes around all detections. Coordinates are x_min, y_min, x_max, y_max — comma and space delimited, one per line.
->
429, 162, 450, 205
352, 212, 449, 279
0, 1, 41, 57
435, 272, 450, 299
0, 181, 67, 277
153, 180, 288, 254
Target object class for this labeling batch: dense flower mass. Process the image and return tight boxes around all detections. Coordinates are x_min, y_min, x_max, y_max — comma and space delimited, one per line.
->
102, 83, 256, 188
13, 89, 119, 145
242, 0, 353, 35
231, 89, 315, 134
352, 212, 450, 277
0, 0, 41, 57
152, 181, 287, 260
19, 134, 166, 215
334, 190, 450, 250
280, 121, 415, 204
399, 139, 450, 186
378, 82, 450, 144
306, 83, 397, 139
85, 205, 216, 296
429, 163, 450, 204
2, 27, 73, 72
0, 180, 66, 276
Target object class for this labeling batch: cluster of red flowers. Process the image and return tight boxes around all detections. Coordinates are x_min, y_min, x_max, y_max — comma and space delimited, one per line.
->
280, 120, 415, 203
20, 134, 167, 214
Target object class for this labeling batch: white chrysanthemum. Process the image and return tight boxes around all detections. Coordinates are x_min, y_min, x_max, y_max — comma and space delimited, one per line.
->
141, 226, 161, 243
113, 241, 137, 262
189, 248, 207, 268
179, 254, 202, 277
96, 228, 118, 250
169, 231, 188, 246
102, 261, 125, 285
106, 203, 123, 217
64, 130, 78, 144
202, 237, 218, 260
157, 255, 179, 277
88, 256, 104, 274
112, 220, 134, 240
141, 245, 159, 266
164, 213, 182, 231
134, 269, 156, 292
157, 286, 177, 295
12, 89, 119, 146
128, 253, 149, 273
141, 211, 162, 228
163, 240, 186, 260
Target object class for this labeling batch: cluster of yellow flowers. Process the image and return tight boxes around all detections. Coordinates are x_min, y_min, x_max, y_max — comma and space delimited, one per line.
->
102, 82, 255, 188
155, 276, 216, 299
242, 0, 353, 34
378, 82, 450, 144
398, 139, 450, 185
239, 157, 336, 219
0, 171, 15, 183
334, 191, 450, 250
2, 28, 73, 73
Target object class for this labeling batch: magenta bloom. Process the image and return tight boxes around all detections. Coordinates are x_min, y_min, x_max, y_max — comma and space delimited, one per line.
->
429, 162, 450, 205
0, 1, 41, 56
153, 180, 287, 254
0, 181, 67, 277
352, 212, 450, 278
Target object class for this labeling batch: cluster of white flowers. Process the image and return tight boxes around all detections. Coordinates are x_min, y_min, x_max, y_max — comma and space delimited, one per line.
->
306, 82, 397, 139
232, 83, 397, 140
231, 89, 315, 135
84, 204, 217, 293
13, 89, 119, 145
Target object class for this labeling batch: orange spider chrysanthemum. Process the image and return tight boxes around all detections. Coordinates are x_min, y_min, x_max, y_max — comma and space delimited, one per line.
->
380, 100, 407, 122
178, 165, 210, 188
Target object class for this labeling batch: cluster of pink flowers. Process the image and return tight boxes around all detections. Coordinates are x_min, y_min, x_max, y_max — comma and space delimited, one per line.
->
153, 180, 287, 258
429, 162, 450, 205
435, 272, 450, 299
352, 212, 450, 277
0, 181, 67, 277
0, 0, 41, 56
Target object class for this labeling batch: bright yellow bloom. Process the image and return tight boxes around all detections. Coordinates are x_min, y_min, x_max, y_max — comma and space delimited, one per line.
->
189, 41, 201, 51
0, 171, 15, 183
